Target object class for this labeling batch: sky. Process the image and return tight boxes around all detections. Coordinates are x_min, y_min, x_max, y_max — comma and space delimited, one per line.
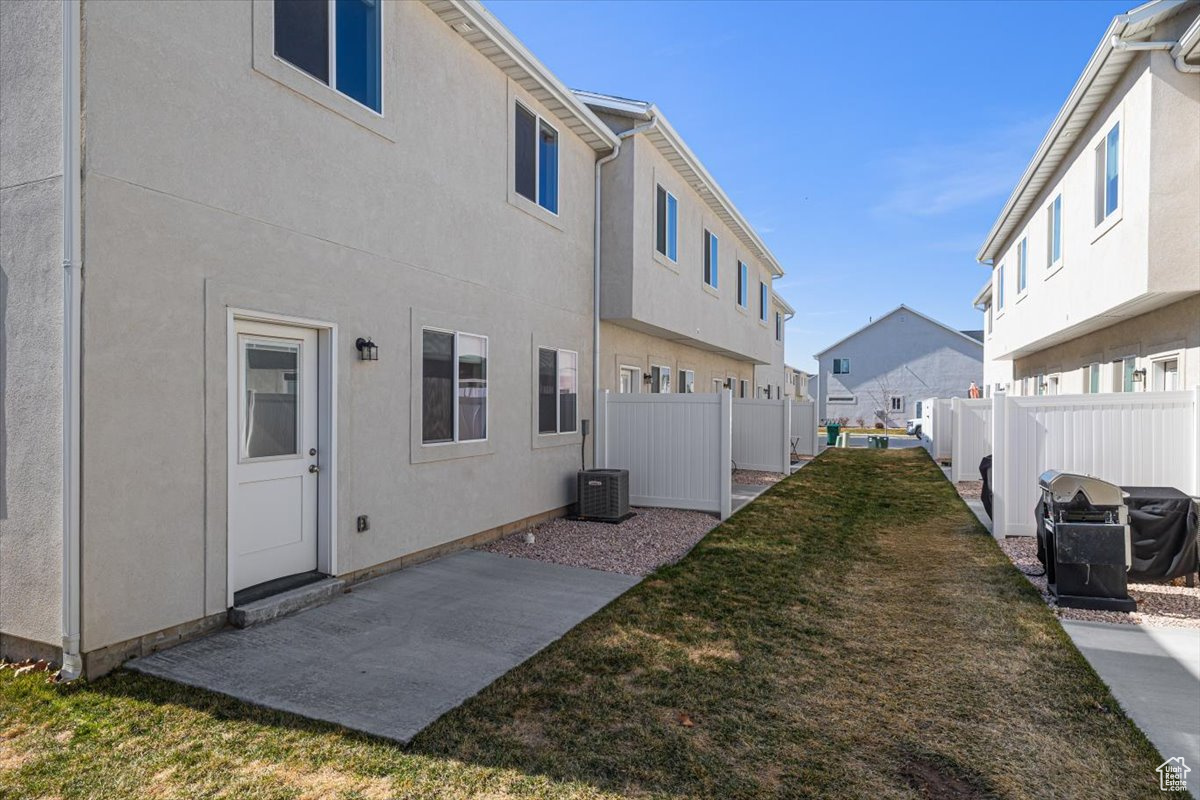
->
486, 0, 1132, 372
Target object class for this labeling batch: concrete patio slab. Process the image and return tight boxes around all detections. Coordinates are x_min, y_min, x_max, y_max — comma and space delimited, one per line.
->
128, 550, 639, 743
1061, 620, 1200, 798
732, 483, 770, 512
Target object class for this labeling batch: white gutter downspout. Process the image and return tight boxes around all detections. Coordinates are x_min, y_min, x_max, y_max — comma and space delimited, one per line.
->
60, 0, 83, 681
1110, 33, 1200, 72
591, 115, 657, 466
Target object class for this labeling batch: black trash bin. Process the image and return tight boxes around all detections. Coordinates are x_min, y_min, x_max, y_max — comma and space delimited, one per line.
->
979, 455, 993, 520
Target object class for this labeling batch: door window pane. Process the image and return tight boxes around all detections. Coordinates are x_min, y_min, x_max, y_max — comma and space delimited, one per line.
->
422, 330, 454, 443
275, 0, 329, 84
514, 104, 536, 202
244, 341, 300, 459
558, 350, 577, 433
457, 334, 487, 441
335, 0, 381, 112
538, 348, 557, 434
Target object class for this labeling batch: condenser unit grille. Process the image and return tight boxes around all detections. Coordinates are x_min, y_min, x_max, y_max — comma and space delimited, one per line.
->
577, 469, 630, 521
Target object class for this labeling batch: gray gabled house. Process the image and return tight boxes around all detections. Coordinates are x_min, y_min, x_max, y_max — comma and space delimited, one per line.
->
814, 306, 983, 426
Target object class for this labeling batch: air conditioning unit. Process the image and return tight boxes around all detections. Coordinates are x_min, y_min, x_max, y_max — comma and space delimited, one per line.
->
576, 469, 631, 522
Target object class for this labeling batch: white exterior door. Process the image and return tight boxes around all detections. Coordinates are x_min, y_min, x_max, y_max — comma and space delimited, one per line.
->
230, 320, 319, 594
619, 366, 639, 394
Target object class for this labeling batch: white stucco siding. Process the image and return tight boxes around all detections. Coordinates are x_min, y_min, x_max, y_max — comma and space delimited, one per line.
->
75, 1, 599, 650
817, 311, 982, 424
0, 0, 64, 651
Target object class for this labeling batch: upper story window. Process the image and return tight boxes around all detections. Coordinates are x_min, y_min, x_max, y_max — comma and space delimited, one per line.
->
1017, 237, 1027, 293
1047, 194, 1062, 268
422, 329, 487, 444
537, 347, 578, 435
833, 358, 850, 375
1094, 122, 1119, 225
515, 103, 558, 214
985, 303, 992, 334
996, 264, 1005, 310
758, 281, 768, 322
775, 311, 783, 341
703, 230, 718, 289
737, 261, 748, 307
274, 0, 382, 113
655, 186, 678, 261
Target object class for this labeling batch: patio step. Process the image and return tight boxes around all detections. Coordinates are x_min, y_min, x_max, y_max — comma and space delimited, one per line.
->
228, 577, 346, 629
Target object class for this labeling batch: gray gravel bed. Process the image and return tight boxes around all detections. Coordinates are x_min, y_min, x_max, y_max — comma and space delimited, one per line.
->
477, 507, 721, 576
1000, 536, 1200, 628
955, 480, 983, 500
732, 469, 783, 486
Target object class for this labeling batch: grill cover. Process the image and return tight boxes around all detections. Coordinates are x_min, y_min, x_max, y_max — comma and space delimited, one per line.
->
1122, 486, 1198, 581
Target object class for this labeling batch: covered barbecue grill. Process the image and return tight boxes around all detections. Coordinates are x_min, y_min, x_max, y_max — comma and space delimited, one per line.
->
1036, 470, 1136, 612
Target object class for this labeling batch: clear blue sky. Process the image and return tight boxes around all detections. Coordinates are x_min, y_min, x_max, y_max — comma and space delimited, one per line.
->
486, 0, 1130, 372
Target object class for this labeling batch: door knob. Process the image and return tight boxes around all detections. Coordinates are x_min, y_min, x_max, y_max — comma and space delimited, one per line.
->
308, 464, 320, 474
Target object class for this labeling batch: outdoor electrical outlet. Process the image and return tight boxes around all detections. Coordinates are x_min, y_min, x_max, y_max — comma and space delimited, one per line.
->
357, 515, 369, 533
581, 419, 590, 436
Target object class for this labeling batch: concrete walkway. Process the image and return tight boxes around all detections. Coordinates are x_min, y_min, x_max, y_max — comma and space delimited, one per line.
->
1061, 621, 1200, 798
129, 550, 639, 743
732, 483, 770, 512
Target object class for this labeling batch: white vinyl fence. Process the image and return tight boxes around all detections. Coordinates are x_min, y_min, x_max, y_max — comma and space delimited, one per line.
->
595, 390, 732, 518
921, 397, 954, 461
732, 398, 792, 473
790, 399, 819, 457
991, 387, 1200, 538
950, 397, 992, 483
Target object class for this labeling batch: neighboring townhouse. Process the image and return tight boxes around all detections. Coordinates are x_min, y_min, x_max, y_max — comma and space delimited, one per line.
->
755, 292, 795, 399
1, 0, 623, 676
574, 91, 786, 401
974, 0, 1200, 397
786, 366, 814, 400
814, 306, 983, 426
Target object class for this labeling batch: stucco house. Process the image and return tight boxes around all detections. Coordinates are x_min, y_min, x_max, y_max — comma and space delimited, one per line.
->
573, 91, 786, 400
814, 306, 984, 426
973, 0, 1200, 397
786, 366, 814, 400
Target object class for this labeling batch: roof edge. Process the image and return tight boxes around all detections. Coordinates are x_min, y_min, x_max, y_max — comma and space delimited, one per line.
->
813, 305, 985, 358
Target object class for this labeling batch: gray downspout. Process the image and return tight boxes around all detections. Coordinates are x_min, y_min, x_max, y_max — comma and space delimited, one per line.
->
591, 115, 657, 466
60, 0, 83, 681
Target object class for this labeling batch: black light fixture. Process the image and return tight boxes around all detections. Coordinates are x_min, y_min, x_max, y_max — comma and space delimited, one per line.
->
1132, 367, 1147, 383
643, 372, 653, 385
355, 337, 378, 361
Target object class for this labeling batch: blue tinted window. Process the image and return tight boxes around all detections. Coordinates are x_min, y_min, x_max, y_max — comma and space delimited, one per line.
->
759, 281, 767, 321
666, 194, 677, 261
1105, 123, 1119, 215
538, 121, 558, 213
275, 0, 329, 83
737, 262, 747, 306
1050, 195, 1061, 264
1017, 238, 1027, 292
335, 0, 381, 112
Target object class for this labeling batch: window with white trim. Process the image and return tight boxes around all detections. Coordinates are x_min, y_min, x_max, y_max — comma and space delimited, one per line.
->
514, 102, 558, 214
702, 230, 718, 288
1085, 362, 1101, 394
737, 261, 748, 307
1094, 122, 1119, 225
650, 364, 671, 393
537, 347, 578, 434
832, 358, 850, 375
758, 281, 768, 322
422, 329, 487, 444
1047, 194, 1062, 268
996, 264, 1005, 310
619, 365, 639, 394
775, 311, 783, 341
679, 369, 695, 394
739, 379, 748, 399
655, 185, 678, 261
1017, 237, 1027, 293
1113, 356, 1136, 393
274, 0, 382, 113
889, 396, 903, 412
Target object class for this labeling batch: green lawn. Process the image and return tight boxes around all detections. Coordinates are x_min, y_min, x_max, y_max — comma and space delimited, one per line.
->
1, 449, 1162, 799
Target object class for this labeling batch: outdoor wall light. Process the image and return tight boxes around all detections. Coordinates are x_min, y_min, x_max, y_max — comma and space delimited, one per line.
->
643, 372, 653, 385
1132, 368, 1147, 382
355, 337, 379, 361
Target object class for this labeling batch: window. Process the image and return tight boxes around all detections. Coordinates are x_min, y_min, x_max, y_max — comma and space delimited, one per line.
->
889, 396, 903, 412
703, 230, 718, 288
739, 379, 748, 399
828, 395, 855, 404
1114, 356, 1136, 393
1047, 194, 1062, 267
757, 385, 768, 399
422, 329, 487, 444
759, 281, 768, 322
1086, 362, 1101, 394
514, 103, 558, 213
1048, 375, 1059, 395
1153, 358, 1179, 392
274, 0, 382, 113
650, 365, 671, 394
712, 378, 724, 393
986, 303, 993, 334
538, 347, 578, 434
737, 261, 748, 307
832, 358, 850, 375
996, 264, 1005, 310
679, 369, 695, 394
775, 312, 783, 341
1017, 238, 1027, 293
655, 186, 678, 261
1034, 374, 1044, 396
1094, 122, 1119, 224
619, 365, 639, 394
242, 340, 300, 459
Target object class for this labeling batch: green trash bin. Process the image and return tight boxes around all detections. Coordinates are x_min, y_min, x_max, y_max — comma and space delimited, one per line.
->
867, 434, 890, 449
826, 424, 841, 446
